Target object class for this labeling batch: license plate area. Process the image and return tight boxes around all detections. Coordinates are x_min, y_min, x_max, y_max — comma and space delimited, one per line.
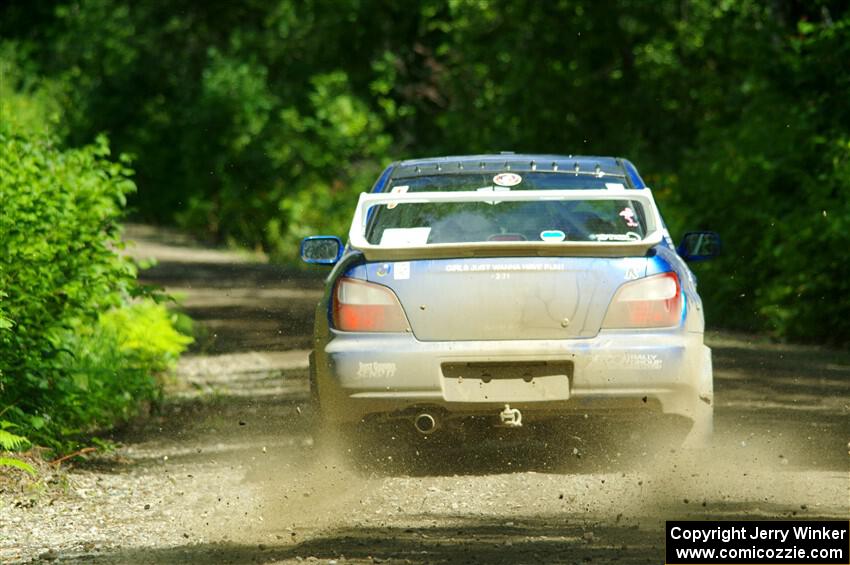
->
441, 361, 572, 403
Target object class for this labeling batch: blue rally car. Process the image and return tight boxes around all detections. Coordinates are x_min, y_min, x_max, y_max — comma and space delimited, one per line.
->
301, 154, 720, 450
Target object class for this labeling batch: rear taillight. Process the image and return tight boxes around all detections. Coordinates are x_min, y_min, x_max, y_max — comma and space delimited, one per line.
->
333, 277, 409, 332
602, 272, 682, 329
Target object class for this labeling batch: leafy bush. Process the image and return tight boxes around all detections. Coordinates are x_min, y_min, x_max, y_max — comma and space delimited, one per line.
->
99, 301, 193, 373
23, 300, 193, 447
0, 42, 67, 139
0, 421, 35, 475
176, 69, 390, 261
0, 130, 191, 452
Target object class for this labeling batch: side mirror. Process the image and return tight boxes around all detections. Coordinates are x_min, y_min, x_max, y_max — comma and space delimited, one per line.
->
677, 231, 721, 262
300, 236, 343, 265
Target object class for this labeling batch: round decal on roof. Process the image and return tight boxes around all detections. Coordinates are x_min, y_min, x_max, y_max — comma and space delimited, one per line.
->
493, 172, 522, 187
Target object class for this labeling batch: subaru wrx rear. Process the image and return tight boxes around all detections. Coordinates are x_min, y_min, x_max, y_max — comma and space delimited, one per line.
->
301, 154, 720, 450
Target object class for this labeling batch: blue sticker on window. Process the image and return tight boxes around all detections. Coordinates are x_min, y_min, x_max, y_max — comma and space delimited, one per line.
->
540, 230, 566, 242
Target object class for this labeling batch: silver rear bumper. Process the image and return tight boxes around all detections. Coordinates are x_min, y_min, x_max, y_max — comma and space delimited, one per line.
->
317, 330, 713, 430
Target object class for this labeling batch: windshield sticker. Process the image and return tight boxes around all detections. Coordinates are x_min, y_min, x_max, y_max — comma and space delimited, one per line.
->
591, 232, 642, 242
493, 172, 522, 187
605, 183, 626, 191
393, 261, 410, 280
540, 230, 566, 242
618, 207, 640, 227
386, 185, 408, 209
476, 185, 511, 205
379, 227, 431, 246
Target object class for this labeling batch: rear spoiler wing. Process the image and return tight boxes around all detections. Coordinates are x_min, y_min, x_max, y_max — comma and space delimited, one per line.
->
347, 188, 665, 261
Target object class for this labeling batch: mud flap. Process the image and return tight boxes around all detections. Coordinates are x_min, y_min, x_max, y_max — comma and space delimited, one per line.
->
308, 350, 319, 413
682, 345, 714, 448
308, 350, 332, 450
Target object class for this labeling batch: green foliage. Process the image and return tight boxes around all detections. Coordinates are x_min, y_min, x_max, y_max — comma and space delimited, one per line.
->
0, 421, 36, 475
2, 1, 849, 343
0, 457, 36, 475
26, 299, 193, 447
99, 301, 194, 373
664, 5, 850, 340
0, 126, 191, 452
0, 132, 137, 366
0, 421, 31, 451
0, 42, 68, 138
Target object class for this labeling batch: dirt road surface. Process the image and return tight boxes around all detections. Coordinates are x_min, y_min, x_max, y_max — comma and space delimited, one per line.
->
2, 225, 848, 564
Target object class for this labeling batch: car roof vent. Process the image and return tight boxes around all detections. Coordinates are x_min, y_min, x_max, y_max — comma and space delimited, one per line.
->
390, 155, 628, 180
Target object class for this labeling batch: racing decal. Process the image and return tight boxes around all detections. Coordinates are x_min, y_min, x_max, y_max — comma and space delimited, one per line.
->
540, 230, 566, 242
591, 353, 664, 371
445, 262, 566, 272
618, 207, 640, 227
394, 261, 411, 280
590, 232, 642, 242
386, 185, 408, 209
356, 361, 397, 379
379, 227, 430, 246
493, 172, 522, 187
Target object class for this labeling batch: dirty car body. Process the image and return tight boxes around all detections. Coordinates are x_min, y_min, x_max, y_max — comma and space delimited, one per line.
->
302, 155, 719, 446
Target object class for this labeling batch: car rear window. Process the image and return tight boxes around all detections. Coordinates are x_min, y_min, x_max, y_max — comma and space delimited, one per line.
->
365, 198, 649, 245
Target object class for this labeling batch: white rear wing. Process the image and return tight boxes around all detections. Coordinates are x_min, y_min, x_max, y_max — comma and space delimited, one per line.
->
347, 188, 665, 261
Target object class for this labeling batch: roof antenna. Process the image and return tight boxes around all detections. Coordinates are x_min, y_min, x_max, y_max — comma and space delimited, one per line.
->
458, 162, 463, 170
415, 166, 421, 173
480, 162, 485, 169
530, 160, 536, 171
436, 163, 442, 171
505, 161, 510, 170
574, 162, 580, 175
594, 164, 602, 177
552, 161, 559, 172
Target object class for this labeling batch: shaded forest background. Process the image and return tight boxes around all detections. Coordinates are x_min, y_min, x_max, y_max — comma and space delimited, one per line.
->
2, 0, 849, 343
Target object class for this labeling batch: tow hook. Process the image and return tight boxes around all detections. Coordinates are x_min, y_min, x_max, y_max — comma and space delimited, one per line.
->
499, 404, 522, 428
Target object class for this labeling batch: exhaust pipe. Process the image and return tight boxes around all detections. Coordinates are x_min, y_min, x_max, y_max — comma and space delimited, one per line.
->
414, 413, 438, 435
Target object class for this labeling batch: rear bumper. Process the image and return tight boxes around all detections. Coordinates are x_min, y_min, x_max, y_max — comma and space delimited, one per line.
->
316, 330, 713, 426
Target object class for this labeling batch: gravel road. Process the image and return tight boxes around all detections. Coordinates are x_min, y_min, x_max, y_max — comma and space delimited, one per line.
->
1, 225, 847, 564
